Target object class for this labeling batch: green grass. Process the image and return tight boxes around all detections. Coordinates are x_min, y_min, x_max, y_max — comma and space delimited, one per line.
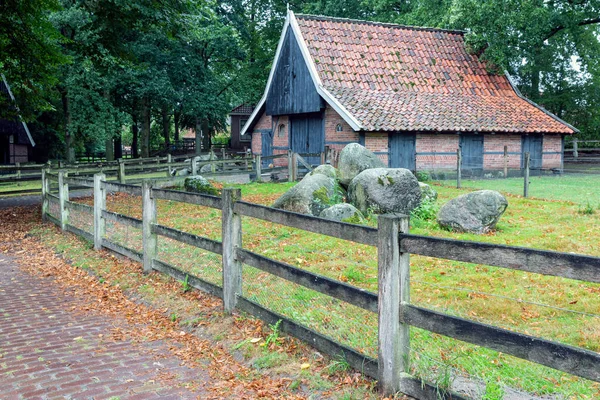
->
57, 176, 600, 399
437, 173, 600, 205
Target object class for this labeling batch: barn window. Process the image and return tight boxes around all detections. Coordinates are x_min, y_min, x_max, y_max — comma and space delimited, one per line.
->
278, 124, 286, 137
335, 123, 343, 132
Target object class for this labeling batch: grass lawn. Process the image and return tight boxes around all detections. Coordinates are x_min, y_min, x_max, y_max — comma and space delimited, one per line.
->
435, 172, 600, 206
59, 177, 600, 399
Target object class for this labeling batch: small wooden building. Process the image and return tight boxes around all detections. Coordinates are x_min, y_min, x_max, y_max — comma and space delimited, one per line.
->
0, 75, 35, 164
229, 104, 254, 150
242, 12, 576, 174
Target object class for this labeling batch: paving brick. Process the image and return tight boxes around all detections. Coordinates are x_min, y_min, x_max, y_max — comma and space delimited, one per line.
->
0, 254, 207, 399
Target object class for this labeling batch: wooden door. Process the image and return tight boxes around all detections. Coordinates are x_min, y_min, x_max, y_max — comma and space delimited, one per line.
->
389, 133, 416, 171
261, 130, 273, 168
290, 112, 324, 165
522, 135, 543, 175
460, 134, 484, 176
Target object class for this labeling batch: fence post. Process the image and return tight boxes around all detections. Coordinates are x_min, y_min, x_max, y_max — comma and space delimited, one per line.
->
222, 188, 242, 313
255, 155, 262, 182
292, 152, 298, 181
324, 145, 331, 164
524, 152, 530, 198
320, 149, 326, 165
456, 148, 462, 189
287, 150, 293, 182
166, 153, 172, 177
142, 181, 157, 274
503, 145, 508, 178
191, 157, 199, 176
93, 173, 106, 250
41, 168, 49, 221
15, 162, 21, 184
117, 159, 126, 184
58, 170, 69, 230
573, 138, 578, 160
377, 214, 410, 395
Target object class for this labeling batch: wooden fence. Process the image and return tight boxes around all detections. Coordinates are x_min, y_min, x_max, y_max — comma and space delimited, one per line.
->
41, 172, 600, 399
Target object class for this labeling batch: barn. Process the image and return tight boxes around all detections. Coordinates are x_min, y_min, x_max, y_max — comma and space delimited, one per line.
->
242, 12, 576, 175
0, 75, 35, 164
229, 104, 254, 151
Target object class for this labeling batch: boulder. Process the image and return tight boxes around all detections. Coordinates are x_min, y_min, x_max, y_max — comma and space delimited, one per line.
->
310, 164, 338, 179
200, 163, 219, 174
419, 182, 438, 202
348, 168, 421, 214
272, 173, 338, 216
437, 190, 508, 234
174, 168, 191, 177
319, 203, 365, 224
338, 143, 385, 186
184, 176, 220, 196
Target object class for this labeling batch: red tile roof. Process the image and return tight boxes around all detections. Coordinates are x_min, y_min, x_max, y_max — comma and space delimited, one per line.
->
295, 15, 575, 134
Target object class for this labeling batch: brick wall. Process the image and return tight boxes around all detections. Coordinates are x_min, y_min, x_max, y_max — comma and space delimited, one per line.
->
483, 134, 522, 169
324, 104, 358, 144
415, 134, 458, 169
542, 134, 563, 169
251, 112, 272, 154
364, 132, 388, 165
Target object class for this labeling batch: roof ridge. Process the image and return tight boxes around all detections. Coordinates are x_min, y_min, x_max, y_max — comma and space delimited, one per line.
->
294, 13, 466, 35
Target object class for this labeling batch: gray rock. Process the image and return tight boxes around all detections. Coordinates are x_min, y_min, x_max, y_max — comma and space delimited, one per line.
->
419, 182, 438, 202
184, 176, 219, 196
437, 190, 508, 234
174, 168, 191, 177
200, 163, 219, 174
272, 173, 337, 216
319, 203, 365, 223
348, 168, 421, 214
310, 164, 338, 179
338, 143, 385, 186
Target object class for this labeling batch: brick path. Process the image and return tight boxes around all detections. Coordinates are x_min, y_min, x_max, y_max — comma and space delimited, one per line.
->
0, 253, 206, 400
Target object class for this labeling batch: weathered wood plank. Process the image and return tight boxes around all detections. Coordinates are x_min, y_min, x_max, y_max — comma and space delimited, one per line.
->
399, 374, 470, 400
47, 193, 60, 203
400, 234, 600, 283
142, 181, 157, 274
46, 213, 61, 227
64, 176, 94, 187
236, 296, 378, 379
65, 200, 93, 214
102, 239, 143, 262
402, 305, 600, 382
65, 224, 94, 242
94, 174, 106, 250
101, 181, 142, 196
222, 189, 242, 313
102, 210, 143, 230
152, 260, 223, 299
234, 201, 378, 246
152, 224, 222, 254
152, 188, 222, 209
236, 249, 377, 312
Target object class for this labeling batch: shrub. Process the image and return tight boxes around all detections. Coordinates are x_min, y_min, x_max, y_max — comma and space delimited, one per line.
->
415, 170, 431, 182
578, 202, 595, 215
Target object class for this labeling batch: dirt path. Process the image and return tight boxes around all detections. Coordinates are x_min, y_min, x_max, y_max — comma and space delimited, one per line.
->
0, 252, 208, 399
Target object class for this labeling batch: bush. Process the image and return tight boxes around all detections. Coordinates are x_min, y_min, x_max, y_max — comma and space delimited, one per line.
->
415, 170, 431, 182
410, 198, 439, 228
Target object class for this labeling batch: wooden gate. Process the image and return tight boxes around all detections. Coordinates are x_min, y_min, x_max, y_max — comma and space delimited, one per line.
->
460, 134, 484, 176
290, 112, 324, 165
261, 130, 273, 168
389, 133, 416, 171
522, 135, 543, 175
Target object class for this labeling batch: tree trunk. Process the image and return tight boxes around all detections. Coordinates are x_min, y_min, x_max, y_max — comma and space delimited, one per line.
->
201, 119, 211, 151
162, 105, 170, 149
174, 109, 180, 142
132, 120, 139, 159
61, 91, 75, 163
195, 117, 202, 156
114, 134, 123, 159
141, 96, 151, 158
529, 47, 543, 103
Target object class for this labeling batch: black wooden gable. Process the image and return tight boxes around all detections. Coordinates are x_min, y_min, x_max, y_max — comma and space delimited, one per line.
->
266, 29, 323, 116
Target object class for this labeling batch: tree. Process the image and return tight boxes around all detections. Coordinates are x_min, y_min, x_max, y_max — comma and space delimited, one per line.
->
0, 0, 65, 119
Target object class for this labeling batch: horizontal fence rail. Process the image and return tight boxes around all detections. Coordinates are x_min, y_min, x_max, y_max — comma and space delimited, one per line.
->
41, 172, 600, 400
234, 201, 378, 246
401, 234, 600, 283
